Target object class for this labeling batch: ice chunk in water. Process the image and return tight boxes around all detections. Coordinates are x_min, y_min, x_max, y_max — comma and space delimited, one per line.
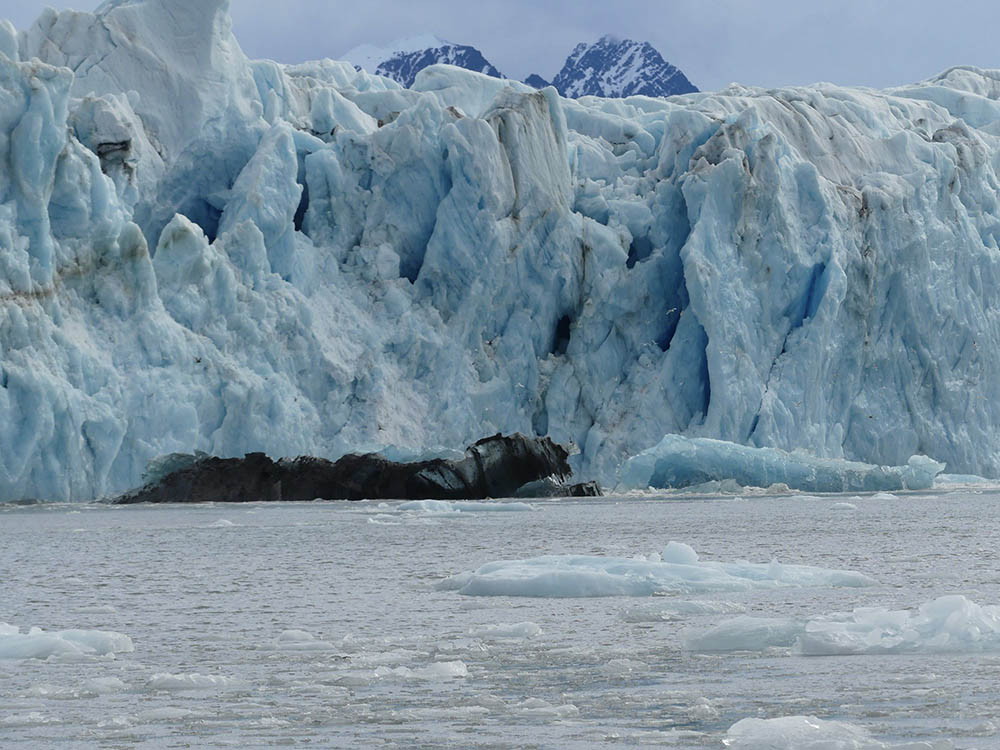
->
689, 616, 805, 652
662, 541, 700, 565
397, 500, 535, 513
690, 596, 1000, 656
468, 622, 542, 639
147, 673, 244, 691
275, 629, 335, 651
622, 435, 945, 492
798, 595, 1000, 656
376, 661, 469, 680
622, 600, 746, 623
0, 623, 134, 659
724, 715, 952, 749
438, 543, 876, 597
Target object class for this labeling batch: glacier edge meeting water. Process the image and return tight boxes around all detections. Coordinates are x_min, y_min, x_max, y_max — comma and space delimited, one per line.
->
2, 0, 1000, 502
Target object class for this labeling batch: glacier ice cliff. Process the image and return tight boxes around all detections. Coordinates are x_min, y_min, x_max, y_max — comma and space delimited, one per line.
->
2, 0, 1000, 500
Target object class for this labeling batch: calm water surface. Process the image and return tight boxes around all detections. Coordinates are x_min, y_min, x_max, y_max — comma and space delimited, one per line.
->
2, 489, 1000, 748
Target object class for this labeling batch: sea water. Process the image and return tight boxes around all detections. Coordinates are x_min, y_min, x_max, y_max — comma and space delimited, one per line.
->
2, 489, 999, 748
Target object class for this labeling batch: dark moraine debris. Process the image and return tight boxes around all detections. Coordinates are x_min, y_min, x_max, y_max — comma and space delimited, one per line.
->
113, 434, 583, 504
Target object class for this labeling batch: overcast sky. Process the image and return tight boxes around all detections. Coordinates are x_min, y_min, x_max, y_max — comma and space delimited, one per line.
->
3, 1, 999, 92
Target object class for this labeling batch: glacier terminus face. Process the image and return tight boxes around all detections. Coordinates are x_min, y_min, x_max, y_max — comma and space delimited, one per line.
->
2, 0, 1000, 500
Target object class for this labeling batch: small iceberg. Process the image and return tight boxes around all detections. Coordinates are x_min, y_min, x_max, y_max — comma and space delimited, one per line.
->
725, 715, 951, 749
438, 542, 876, 598
621, 435, 944, 492
688, 595, 1000, 656
0, 623, 134, 660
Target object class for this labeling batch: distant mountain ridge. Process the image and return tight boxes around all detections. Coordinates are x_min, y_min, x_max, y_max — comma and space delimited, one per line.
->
343, 35, 504, 88
342, 34, 698, 99
550, 36, 699, 98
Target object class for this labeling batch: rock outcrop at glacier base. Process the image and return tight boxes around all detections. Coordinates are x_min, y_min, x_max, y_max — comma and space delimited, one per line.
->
2, 0, 1000, 501
112, 434, 574, 504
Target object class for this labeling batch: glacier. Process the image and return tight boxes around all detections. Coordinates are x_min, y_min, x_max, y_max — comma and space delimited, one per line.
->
4, 0, 1000, 500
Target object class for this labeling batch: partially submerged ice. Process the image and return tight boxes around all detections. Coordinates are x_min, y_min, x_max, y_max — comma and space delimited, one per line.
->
437, 541, 876, 597
725, 715, 952, 750
3, 0, 1000, 500
622, 435, 945, 492
0, 623, 134, 660
689, 595, 1000, 656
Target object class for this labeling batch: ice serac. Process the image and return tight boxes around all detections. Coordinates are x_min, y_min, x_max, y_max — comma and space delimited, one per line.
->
4, 0, 1000, 501
20, 0, 264, 246
621, 435, 945, 492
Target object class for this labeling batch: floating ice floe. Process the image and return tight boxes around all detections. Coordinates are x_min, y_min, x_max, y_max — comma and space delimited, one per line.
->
0, 623, 134, 659
935, 473, 994, 486
135, 707, 205, 722
622, 436, 945, 493
274, 629, 336, 651
146, 673, 246, 691
85, 676, 128, 694
396, 500, 536, 513
514, 698, 579, 718
468, 622, 543, 639
346, 660, 469, 682
724, 715, 952, 749
28, 677, 128, 698
0, 712, 60, 727
621, 599, 746, 623
690, 595, 1000, 655
438, 541, 876, 597
689, 615, 807, 652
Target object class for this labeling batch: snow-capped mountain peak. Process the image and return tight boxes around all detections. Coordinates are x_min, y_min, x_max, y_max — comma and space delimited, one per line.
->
550, 35, 698, 99
342, 35, 503, 88
342, 35, 449, 74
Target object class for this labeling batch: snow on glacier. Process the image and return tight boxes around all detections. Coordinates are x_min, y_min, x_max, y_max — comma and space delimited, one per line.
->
4, 0, 1000, 500
437, 541, 876, 597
